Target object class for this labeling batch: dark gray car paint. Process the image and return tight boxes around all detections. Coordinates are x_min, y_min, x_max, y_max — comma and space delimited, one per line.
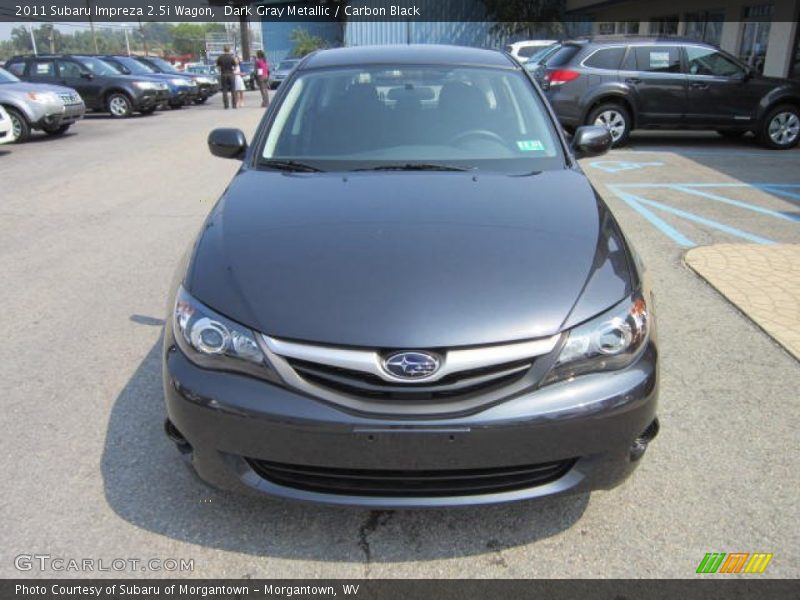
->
185, 169, 632, 348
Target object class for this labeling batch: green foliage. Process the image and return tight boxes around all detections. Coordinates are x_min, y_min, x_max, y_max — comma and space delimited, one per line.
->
0, 23, 225, 60
481, 0, 566, 38
289, 28, 328, 58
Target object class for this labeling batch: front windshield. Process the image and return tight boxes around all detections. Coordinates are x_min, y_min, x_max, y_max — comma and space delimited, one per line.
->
0, 67, 20, 83
148, 57, 180, 73
116, 57, 155, 75
528, 44, 560, 64
78, 56, 120, 76
261, 65, 563, 172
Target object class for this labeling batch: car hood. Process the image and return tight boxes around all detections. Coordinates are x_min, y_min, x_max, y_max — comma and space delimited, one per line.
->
187, 169, 632, 348
0, 81, 78, 95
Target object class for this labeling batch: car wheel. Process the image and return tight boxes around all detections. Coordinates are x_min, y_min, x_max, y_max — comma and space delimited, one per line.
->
43, 124, 71, 136
587, 103, 631, 147
759, 104, 800, 149
194, 97, 208, 105
5, 106, 30, 143
139, 107, 157, 115
107, 93, 133, 118
717, 129, 747, 138
169, 101, 184, 110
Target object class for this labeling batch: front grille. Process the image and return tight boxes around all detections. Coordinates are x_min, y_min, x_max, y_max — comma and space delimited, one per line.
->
246, 458, 577, 497
287, 357, 533, 401
59, 93, 80, 105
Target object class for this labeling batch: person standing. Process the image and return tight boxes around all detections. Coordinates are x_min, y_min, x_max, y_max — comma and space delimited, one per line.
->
255, 50, 270, 108
216, 46, 237, 109
234, 56, 246, 108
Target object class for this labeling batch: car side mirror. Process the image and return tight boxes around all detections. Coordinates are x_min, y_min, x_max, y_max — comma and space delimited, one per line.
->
571, 125, 612, 158
208, 128, 247, 160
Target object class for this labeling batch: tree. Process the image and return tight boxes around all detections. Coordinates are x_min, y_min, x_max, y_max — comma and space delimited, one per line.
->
481, 0, 567, 39
290, 28, 327, 57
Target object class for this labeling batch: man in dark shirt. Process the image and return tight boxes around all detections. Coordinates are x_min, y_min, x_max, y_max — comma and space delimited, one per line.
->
216, 46, 238, 109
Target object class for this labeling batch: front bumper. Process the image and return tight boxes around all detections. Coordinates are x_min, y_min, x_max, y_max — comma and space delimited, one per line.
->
163, 329, 659, 508
29, 98, 85, 130
133, 89, 170, 110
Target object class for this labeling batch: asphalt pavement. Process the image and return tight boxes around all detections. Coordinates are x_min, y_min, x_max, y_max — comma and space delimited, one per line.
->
1, 96, 798, 578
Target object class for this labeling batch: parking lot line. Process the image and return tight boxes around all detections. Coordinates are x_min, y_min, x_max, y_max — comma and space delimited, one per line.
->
606, 183, 784, 246
670, 185, 800, 223
608, 186, 696, 248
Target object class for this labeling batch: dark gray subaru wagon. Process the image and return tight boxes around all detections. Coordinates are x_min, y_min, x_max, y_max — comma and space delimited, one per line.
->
163, 45, 659, 508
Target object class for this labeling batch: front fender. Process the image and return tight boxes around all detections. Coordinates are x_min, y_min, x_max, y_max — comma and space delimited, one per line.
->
755, 86, 800, 123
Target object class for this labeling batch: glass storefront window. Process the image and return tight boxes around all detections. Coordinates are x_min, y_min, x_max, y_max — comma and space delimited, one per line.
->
684, 10, 725, 47
738, 3, 773, 74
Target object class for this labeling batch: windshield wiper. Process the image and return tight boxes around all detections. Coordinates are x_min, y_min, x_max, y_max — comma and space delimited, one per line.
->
352, 163, 473, 172
258, 159, 324, 173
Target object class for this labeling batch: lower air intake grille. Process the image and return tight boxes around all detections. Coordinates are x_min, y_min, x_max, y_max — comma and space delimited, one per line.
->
246, 458, 576, 497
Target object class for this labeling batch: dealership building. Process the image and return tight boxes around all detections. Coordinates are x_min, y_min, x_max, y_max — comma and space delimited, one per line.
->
256, 0, 800, 80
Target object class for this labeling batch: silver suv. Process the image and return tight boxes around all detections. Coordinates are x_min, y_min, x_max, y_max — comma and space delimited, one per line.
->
0, 67, 85, 143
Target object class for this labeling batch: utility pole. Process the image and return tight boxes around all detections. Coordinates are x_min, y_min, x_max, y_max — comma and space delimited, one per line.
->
124, 27, 131, 55
138, 18, 148, 55
28, 24, 38, 56
47, 24, 55, 53
85, 0, 98, 53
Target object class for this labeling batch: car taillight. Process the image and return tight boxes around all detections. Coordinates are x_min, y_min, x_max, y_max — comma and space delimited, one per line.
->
547, 70, 580, 86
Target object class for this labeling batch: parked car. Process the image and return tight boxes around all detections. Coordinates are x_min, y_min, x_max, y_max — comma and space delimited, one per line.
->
524, 42, 563, 79
0, 104, 13, 145
268, 58, 300, 89
0, 66, 85, 142
100, 55, 194, 109
506, 40, 559, 63
5, 54, 168, 118
185, 64, 219, 84
133, 56, 218, 104
163, 45, 659, 508
538, 37, 800, 149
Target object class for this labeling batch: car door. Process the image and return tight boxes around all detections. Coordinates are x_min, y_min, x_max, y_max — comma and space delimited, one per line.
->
620, 45, 687, 126
683, 45, 764, 127
56, 59, 99, 109
27, 58, 58, 85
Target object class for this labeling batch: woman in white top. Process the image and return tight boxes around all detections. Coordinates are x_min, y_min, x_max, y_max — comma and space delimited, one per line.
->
234, 57, 245, 107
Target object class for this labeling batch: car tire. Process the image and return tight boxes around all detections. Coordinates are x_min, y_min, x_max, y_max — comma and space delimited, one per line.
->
107, 93, 133, 118
43, 124, 71, 136
717, 129, 747, 138
587, 103, 632, 147
193, 97, 208, 105
758, 104, 800, 150
139, 107, 157, 115
4, 106, 30, 143
169, 102, 184, 110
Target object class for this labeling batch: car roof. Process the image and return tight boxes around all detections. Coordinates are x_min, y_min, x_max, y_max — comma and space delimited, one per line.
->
301, 44, 515, 70
565, 36, 714, 47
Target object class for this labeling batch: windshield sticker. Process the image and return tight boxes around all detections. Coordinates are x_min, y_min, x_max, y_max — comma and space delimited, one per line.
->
517, 140, 546, 152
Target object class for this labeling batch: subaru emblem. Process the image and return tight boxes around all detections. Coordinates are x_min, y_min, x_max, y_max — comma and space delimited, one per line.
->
382, 351, 440, 380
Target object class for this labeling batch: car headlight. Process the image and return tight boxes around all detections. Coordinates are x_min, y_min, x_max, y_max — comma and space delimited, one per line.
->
172, 286, 279, 382
170, 78, 190, 86
195, 76, 212, 84
542, 293, 651, 385
27, 91, 59, 103
132, 81, 160, 90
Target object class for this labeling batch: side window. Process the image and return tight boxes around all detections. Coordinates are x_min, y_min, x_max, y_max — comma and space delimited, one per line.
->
685, 46, 745, 77
6, 61, 26, 76
634, 46, 682, 73
32, 60, 55, 77
583, 47, 626, 70
57, 60, 84, 79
